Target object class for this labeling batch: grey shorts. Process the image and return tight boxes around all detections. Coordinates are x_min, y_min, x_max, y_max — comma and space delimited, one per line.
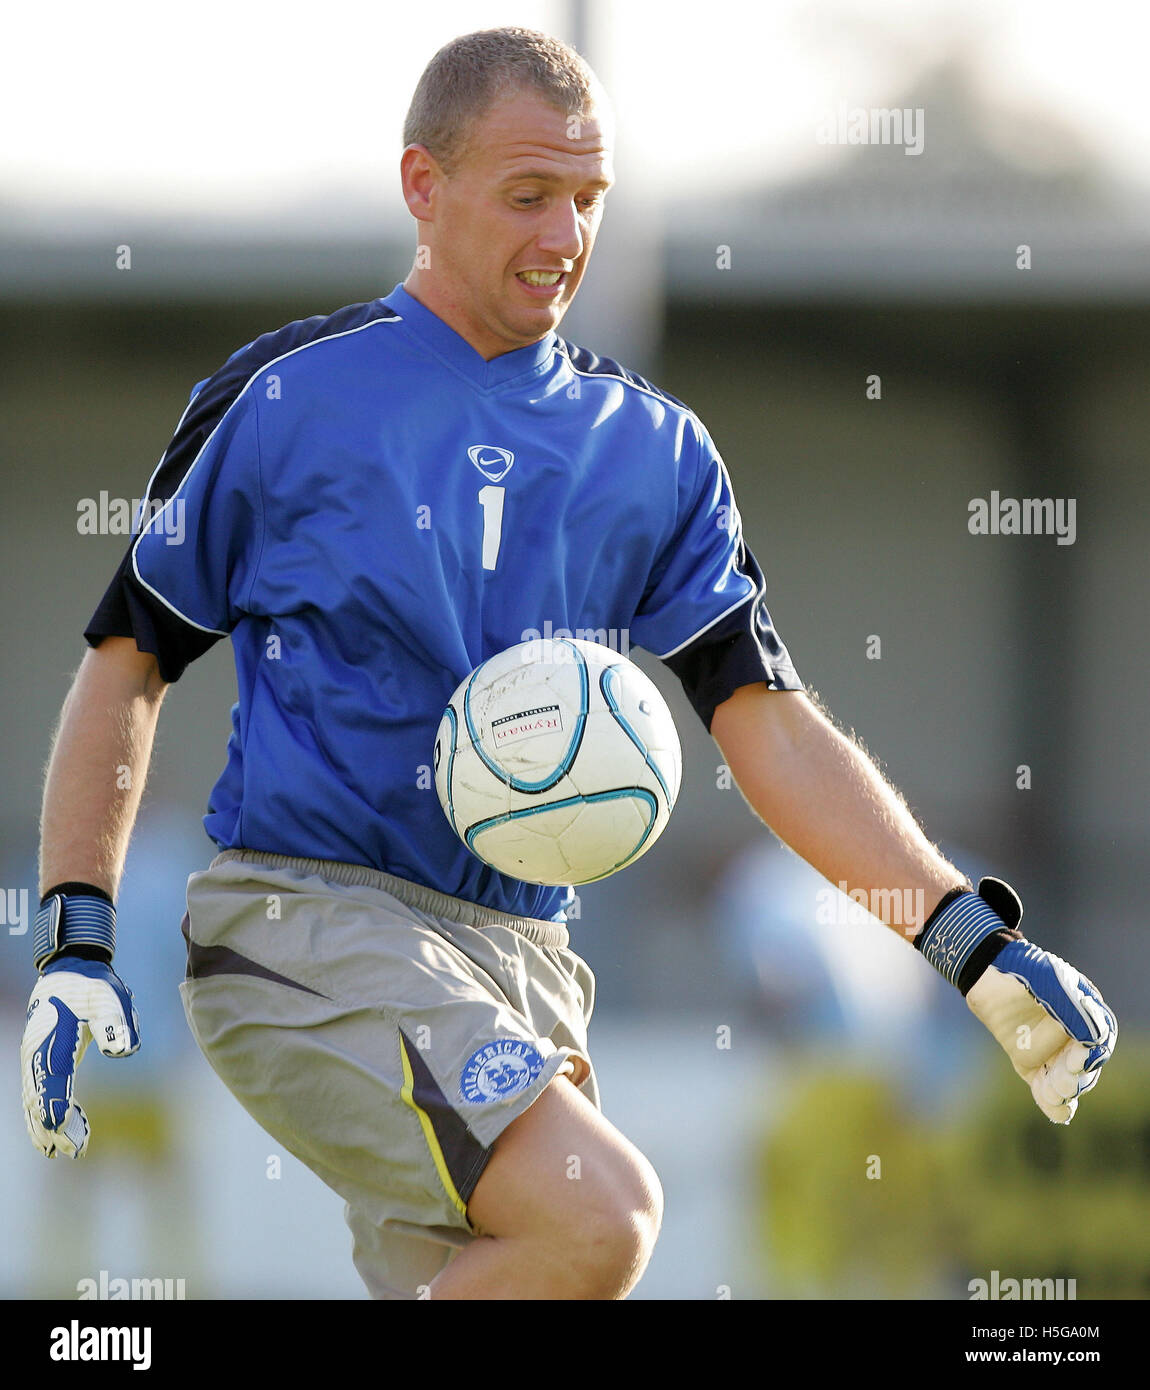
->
179, 849, 598, 1299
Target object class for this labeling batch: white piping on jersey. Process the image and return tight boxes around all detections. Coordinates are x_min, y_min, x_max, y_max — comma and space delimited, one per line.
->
137, 391, 199, 521
556, 345, 764, 666
129, 313, 406, 634
653, 579, 758, 661
556, 339, 685, 411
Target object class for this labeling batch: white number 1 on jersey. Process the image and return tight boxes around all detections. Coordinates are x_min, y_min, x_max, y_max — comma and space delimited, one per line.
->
478, 485, 505, 570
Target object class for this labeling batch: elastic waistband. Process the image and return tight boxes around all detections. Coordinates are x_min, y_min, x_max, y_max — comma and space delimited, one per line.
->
211, 849, 570, 949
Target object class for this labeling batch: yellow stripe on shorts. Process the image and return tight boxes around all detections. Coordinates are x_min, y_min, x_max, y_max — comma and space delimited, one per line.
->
398, 1033, 468, 1217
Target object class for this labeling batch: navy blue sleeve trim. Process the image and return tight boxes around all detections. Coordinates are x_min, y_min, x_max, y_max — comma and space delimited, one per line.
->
83, 299, 400, 683
84, 550, 221, 684
663, 547, 802, 731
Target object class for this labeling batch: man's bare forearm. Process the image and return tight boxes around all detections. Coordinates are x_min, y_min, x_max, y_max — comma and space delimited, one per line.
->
39, 637, 168, 899
710, 685, 968, 936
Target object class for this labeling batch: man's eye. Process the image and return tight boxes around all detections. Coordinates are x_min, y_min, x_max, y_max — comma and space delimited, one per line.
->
511, 195, 601, 210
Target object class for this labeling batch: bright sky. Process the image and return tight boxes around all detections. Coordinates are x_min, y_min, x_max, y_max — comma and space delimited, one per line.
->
4, 0, 1150, 228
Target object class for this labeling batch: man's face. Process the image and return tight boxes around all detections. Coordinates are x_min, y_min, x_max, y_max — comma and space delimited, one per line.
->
404, 87, 614, 359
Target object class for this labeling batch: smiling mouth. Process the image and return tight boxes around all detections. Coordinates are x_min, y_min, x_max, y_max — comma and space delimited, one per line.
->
516, 270, 566, 288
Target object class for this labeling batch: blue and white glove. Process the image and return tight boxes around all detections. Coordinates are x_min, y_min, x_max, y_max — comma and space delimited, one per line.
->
916, 878, 1116, 1124
20, 889, 141, 1158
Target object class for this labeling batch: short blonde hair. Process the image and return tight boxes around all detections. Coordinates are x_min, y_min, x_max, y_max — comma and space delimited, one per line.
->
403, 26, 610, 174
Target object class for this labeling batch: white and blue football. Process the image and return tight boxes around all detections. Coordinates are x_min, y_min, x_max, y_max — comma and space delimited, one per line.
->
434, 638, 682, 885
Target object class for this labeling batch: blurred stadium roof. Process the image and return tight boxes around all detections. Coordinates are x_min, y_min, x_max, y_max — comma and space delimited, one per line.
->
3, 33, 1149, 305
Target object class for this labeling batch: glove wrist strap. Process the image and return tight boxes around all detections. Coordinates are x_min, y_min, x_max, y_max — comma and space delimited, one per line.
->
915, 877, 1024, 994
33, 891, 116, 971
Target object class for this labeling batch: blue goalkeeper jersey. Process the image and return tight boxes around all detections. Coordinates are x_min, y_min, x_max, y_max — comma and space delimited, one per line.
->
87, 282, 801, 919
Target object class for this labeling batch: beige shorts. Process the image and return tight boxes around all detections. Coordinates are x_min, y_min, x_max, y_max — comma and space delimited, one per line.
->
179, 849, 598, 1299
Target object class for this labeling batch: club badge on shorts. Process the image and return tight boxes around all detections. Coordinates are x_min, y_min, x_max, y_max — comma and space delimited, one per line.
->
460, 1039, 545, 1104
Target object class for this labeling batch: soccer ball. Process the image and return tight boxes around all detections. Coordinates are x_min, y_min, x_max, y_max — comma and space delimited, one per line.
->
434, 638, 682, 885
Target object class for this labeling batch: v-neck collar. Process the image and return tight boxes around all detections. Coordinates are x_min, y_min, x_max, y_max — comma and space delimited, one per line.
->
382, 282, 557, 391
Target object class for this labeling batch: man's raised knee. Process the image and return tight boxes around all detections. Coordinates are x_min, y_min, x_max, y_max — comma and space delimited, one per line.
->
463, 1075, 663, 1298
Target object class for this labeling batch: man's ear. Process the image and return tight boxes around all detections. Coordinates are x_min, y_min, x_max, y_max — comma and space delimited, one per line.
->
400, 144, 442, 225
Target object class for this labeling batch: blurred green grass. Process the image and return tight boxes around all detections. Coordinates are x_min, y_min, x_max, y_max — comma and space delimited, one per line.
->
758, 1038, 1150, 1299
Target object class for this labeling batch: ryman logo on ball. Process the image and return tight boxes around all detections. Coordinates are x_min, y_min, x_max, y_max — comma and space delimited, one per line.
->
460, 1039, 545, 1103
491, 704, 564, 748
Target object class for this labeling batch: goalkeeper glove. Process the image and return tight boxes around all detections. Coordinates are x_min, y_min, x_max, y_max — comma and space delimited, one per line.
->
915, 877, 1115, 1124
21, 887, 140, 1157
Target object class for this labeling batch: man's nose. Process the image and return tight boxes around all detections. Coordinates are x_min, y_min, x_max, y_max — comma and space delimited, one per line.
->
536, 199, 584, 261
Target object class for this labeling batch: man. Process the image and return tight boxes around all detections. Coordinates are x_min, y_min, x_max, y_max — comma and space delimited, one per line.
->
21, 27, 1115, 1301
